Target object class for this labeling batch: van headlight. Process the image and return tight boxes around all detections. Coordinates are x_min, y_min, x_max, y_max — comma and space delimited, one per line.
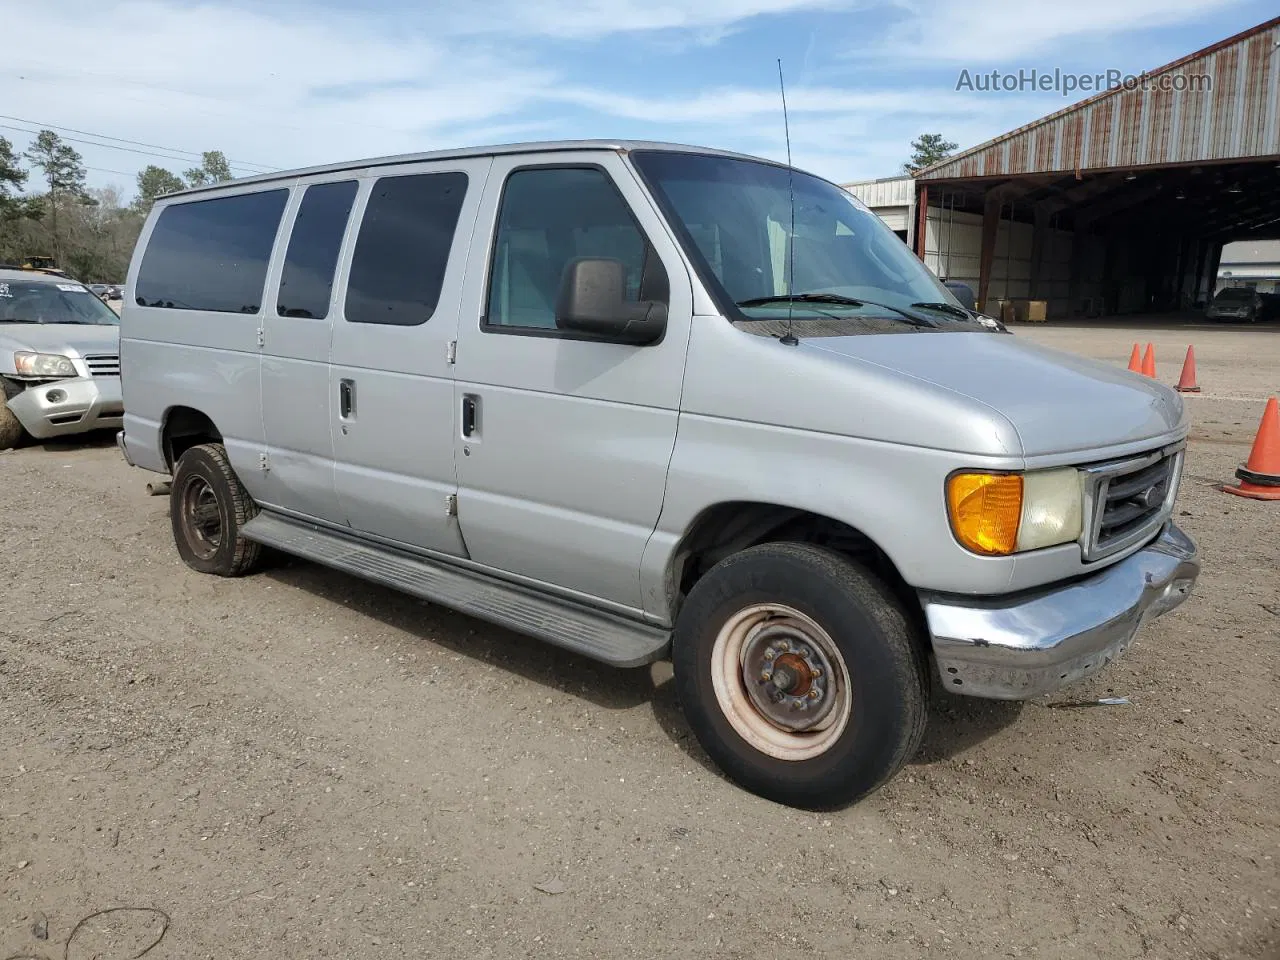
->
946, 467, 1083, 556
14, 352, 77, 379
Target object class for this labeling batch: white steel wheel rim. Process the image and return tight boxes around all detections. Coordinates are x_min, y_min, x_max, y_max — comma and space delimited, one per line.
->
710, 603, 853, 762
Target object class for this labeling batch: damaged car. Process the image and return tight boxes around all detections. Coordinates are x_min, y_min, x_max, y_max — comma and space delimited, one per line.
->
0, 269, 123, 449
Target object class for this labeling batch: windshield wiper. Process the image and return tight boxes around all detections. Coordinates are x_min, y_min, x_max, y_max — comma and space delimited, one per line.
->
736, 293, 937, 329
910, 301, 974, 320
737, 293, 867, 308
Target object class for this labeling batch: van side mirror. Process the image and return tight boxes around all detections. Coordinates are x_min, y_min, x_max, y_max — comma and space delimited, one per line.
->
943, 280, 976, 312
555, 258, 667, 344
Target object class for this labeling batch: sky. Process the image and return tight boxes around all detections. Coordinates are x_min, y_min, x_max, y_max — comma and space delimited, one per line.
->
0, 0, 1275, 200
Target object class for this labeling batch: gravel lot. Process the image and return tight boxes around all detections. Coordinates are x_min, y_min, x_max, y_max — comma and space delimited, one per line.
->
2, 319, 1277, 960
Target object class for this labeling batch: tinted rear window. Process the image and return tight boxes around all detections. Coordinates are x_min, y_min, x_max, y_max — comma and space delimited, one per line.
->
135, 189, 288, 313
277, 180, 358, 319
344, 172, 468, 326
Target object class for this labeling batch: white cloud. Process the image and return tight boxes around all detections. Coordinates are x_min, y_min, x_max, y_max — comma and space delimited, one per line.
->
877, 0, 1244, 62
440, 0, 857, 39
3, 0, 560, 181
1, 0, 1250, 195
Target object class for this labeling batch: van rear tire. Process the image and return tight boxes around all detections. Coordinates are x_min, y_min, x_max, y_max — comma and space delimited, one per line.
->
170, 443, 263, 577
672, 542, 928, 809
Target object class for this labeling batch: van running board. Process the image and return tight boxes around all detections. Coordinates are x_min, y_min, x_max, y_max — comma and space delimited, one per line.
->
241, 512, 671, 668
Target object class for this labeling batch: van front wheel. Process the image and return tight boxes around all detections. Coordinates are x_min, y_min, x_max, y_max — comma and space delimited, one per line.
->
672, 543, 928, 809
170, 443, 263, 577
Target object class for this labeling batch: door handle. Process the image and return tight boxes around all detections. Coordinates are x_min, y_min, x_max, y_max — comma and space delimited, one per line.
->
461, 394, 478, 438
339, 378, 356, 419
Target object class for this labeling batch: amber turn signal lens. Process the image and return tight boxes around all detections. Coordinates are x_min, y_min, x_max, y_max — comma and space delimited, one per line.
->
947, 472, 1024, 555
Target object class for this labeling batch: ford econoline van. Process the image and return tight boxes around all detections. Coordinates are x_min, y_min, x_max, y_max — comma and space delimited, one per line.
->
117, 140, 1199, 809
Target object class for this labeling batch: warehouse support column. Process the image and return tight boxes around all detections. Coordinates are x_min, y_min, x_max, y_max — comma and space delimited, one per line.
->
1067, 227, 1084, 316
1203, 240, 1225, 303
1029, 206, 1050, 300
977, 192, 1001, 314
914, 183, 929, 260
1190, 239, 1208, 308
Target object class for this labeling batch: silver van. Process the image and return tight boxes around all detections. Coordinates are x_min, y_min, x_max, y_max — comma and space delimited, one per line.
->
117, 140, 1199, 808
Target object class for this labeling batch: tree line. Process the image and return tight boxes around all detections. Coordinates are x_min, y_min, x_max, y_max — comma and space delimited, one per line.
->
0, 130, 232, 283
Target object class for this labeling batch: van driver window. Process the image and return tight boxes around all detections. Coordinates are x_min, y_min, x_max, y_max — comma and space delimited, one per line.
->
485, 167, 650, 331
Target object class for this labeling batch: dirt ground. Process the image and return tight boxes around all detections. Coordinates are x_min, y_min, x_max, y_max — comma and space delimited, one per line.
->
2, 319, 1278, 960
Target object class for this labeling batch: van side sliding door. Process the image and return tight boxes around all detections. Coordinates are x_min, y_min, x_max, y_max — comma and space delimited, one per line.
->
329, 158, 493, 557
258, 176, 360, 523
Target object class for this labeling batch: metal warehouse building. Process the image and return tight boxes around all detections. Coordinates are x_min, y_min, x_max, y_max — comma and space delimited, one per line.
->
845, 15, 1280, 320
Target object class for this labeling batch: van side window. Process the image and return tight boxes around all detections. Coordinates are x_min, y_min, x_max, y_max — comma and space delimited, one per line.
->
344, 172, 468, 326
135, 189, 288, 313
277, 180, 358, 319
485, 167, 657, 331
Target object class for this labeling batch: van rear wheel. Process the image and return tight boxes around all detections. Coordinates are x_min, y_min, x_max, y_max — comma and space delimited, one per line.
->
672, 542, 928, 809
170, 443, 263, 577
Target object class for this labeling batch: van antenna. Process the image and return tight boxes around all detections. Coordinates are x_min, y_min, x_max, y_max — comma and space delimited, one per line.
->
777, 58, 799, 347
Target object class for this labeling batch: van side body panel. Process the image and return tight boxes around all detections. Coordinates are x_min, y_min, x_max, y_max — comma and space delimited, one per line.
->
120, 182, 293, 493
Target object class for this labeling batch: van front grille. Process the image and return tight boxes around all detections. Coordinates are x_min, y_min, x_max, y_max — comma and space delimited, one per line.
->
84, 354, 120, 377
1083, 446, 1182, 561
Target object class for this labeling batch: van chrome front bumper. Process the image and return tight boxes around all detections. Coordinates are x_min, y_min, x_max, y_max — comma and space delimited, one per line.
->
921, 523, 1199, 700
5, 375, 123, 440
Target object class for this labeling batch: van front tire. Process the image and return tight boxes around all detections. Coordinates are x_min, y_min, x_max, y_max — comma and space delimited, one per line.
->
672, 542, 928, 809
170, 443, 263, 577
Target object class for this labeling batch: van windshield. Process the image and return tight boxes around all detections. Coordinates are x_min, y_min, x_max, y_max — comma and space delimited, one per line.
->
630, 150, 969, 329
0, 279, 121, 325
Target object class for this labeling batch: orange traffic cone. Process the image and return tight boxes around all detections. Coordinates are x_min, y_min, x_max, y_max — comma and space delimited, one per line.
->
1175, 345, 1201, 393
1221, 396, 1280, 501
1127, 343, 1142, 373
1140, 343, 1156, 378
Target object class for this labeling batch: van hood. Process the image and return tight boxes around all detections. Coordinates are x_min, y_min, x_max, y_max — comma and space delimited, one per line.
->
0, 322, 120, 365
802, 331, 1187, 457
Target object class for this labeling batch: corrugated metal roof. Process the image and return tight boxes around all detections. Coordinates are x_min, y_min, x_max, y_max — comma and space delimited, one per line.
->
840, 175, 915, 207
919, 16, 1280, 181
1220, 239, 1280, 264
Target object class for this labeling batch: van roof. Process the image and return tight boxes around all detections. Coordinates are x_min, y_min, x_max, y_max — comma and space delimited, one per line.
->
164, 139, 799, 200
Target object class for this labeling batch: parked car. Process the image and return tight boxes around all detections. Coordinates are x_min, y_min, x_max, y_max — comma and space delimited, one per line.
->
117, 140, 1199, 809
0, 269, 123, 449
1205, 286, 1264, 321
89, 283, 110, 299
105, 284, 123, 301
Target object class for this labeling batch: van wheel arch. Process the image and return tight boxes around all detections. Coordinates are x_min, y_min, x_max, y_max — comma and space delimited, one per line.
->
161, 406, 222, 471
667, 502, 921, 635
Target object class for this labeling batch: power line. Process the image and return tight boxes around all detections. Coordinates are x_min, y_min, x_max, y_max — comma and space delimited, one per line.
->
0, 122, 264, 177
0, 113, 278, 172
0, 122, 197, 170
85, 165, 137, 178
0, 116, 280, 174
